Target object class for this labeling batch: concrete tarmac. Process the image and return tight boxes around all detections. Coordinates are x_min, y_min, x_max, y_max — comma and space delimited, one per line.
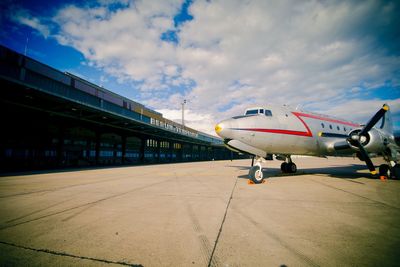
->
0, 157, 399, 266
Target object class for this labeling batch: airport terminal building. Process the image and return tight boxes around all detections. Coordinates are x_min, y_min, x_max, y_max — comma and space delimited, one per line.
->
0, 45, 243, 171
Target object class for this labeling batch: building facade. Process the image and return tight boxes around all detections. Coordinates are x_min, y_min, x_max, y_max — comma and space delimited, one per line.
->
0, 45, 244, 171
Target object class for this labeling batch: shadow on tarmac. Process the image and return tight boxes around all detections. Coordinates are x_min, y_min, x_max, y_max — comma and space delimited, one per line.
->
231, 164, 374, 180
0, 165, 136, 178
0, 160, 206, 178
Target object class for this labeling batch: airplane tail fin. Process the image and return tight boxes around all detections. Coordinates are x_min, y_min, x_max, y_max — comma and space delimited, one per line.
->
379, 104, 393, 135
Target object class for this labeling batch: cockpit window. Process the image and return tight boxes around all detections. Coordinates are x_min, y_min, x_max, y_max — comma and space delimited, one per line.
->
264, 110, 272, 116
245, 109, 273, 116
245, 109, 259, 115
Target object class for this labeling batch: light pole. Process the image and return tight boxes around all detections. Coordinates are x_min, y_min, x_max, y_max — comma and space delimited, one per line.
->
181, 99, 186, 126
24, 37, 29, 56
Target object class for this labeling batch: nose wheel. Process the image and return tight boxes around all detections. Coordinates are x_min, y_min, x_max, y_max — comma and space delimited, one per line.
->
249, 156, 265, 184
249, 164, 264, 184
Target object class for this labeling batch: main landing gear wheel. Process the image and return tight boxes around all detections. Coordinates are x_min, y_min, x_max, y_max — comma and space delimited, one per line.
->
249, 165, 264, 184
281, 162, 297, 173
288, 162, 297, 173
281, 162, 288, 172
391, 164, 400, 180
379, 164, 390, 179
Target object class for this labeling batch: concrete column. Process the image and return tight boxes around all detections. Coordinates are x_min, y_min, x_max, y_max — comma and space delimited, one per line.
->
169, 141, 173, 162
121, 135, 127, 164
95, 131, 101, 165
57, 124, 65, 166
157, 140, 161, 162
179, 143, 183, 161
86, 139, 91, 164
113, 142, 117, 164
140, 138, 145, 163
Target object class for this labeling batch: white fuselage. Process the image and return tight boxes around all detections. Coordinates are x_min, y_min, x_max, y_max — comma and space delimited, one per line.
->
215, 105, 391, 157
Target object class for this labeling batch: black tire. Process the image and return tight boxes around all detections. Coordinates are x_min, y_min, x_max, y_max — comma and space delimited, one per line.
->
287, 162, 297, 173
249, 165, 264, 184
392, 164, 400, 179
379, 164, 390, 178
281, 162, 288, 173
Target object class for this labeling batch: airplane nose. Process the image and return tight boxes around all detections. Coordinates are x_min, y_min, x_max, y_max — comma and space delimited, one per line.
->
215, 118, 241, 140
215, 123, 223, 135
215, 121, 231, 138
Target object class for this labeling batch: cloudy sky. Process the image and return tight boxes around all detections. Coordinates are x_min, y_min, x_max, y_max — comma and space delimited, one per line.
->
1, 0, 399, 135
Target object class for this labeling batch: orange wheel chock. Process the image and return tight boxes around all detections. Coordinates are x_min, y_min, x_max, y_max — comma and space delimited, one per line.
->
247, 179, 266, 185
380, 175, 387, 181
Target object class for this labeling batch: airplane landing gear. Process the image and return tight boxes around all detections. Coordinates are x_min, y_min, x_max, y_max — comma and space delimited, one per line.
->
249, 164, 264, 183
379, 164, 390, 179
249, 156, 265, 184
281, 157, 297, 173
379, 162, 399, 180
392, 164, 400, 179
380, 163, 400, 179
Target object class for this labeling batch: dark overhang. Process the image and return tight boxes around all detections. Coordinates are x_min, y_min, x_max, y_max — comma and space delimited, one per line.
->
0, 45, 223, 147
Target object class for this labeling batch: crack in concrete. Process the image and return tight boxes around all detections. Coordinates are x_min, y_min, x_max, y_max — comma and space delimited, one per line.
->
207, 176, 238, 267
0, 240, 142, 266
0, 178, 173, 230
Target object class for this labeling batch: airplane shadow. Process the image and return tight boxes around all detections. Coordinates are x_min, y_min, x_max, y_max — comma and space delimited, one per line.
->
232, 164, 374, 180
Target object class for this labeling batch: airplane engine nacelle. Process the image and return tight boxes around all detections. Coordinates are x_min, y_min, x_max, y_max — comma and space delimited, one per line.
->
348, 128, 386, 153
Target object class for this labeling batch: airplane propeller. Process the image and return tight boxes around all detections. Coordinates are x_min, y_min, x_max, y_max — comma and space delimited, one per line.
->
358, 105, 388, 137
350, 138, 376, 173
342, 104, 389, 175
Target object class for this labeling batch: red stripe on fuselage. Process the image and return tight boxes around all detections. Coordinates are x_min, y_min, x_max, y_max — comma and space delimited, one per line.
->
240, 128, 311, 136
292, 112, 360, 127
234, 112, 359, 138
292, 112, 313, 137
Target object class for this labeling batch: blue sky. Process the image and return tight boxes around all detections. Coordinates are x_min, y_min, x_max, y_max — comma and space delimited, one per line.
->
1, 0, 399, 134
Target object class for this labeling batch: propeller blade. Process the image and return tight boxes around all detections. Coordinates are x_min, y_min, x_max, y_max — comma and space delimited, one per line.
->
359, 104, 389, 136
355, 140, 377, 175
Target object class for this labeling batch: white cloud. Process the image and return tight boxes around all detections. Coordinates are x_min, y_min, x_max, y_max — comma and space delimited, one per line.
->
157, 108, 217, 135
10, 0, 400, 133
52, 0, 182, 87
173, 0, 400, 126
11, 8, 51, 38
305, 98, 400, 125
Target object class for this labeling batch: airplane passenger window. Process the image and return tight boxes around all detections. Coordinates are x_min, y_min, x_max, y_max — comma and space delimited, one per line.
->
344, 127, 347, 131
329, 125, 332, 129
337, 126, 340, 130
321, 123, 325, 128
265, 110, 272, 116
245, 109, 259, 115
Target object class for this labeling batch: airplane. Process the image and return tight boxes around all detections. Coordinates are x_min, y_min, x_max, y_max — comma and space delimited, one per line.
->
215, 104, 400, 183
